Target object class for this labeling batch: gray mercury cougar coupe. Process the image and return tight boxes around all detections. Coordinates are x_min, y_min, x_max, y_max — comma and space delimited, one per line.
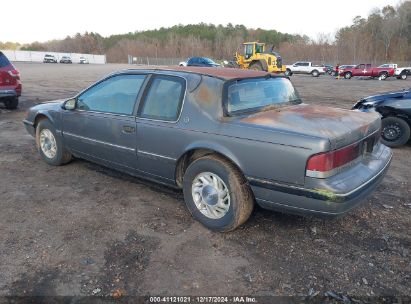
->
23, 67, 392, 231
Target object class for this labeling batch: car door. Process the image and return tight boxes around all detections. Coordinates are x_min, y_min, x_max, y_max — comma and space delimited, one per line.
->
61, 74, 147, 172
302, 62, 311, 73
135, 74, 186, 183
295, 62, 305, 73
353, 64, 365, 76
292, 62, 301, 73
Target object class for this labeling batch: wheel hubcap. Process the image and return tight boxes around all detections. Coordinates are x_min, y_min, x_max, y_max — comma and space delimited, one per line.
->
191, 172, 230, 219
40, 129, 57, 159
383, 124, 401, 141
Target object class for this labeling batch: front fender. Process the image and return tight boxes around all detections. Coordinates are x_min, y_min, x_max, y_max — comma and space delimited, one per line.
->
377, 106, 411, 122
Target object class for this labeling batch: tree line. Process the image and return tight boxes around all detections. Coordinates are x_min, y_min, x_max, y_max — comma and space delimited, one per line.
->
3, 1, 411, 65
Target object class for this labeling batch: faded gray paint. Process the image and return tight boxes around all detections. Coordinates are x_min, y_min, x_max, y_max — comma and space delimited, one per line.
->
23, 68, 393, 217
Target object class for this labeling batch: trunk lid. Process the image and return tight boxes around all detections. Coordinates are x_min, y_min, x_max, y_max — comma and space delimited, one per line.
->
236, 104, 381, 150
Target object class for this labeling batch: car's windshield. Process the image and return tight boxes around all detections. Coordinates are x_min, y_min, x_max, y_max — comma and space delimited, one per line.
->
226, 77, 301, 114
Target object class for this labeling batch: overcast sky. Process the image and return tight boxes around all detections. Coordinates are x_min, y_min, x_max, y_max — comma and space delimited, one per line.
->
4, 0, 402, 43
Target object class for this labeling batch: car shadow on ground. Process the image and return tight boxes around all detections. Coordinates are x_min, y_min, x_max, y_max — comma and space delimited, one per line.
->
77, 158, 332, 231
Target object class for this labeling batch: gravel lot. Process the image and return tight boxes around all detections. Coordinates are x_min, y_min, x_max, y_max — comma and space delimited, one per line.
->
0, 63, 410, 299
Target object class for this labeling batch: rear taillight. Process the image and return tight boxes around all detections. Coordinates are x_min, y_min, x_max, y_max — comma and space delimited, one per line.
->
8, 69, 20, 79
306, 142, 362, 178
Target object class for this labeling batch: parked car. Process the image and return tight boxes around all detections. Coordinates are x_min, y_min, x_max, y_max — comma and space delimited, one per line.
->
378, 63, 411, 80
60, 56, 72, 64
23, 67, 392, 231
186, 57, 220, 67
395, 67, 411, 80
322, 64, 334, 75
331, 65, 355, 76
43, 54, 57, 63
79, 57, 89, 64
285, 62, 325, 77
0, 51, 21, 109
336, 65, 355, 74
339, 63, 395, 80
353, 88, 411, 147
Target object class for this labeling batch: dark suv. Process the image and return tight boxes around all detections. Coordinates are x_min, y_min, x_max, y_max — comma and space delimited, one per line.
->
0, 52, 21, 109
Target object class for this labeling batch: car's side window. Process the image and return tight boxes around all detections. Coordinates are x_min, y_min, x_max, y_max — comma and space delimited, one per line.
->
139, 75, 185, 122
76, 74, 146, 115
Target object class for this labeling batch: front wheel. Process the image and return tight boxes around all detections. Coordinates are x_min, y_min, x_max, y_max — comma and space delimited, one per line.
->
379, 72, 388, 80
381, 117, 410, 148
397, 73, 407, 80
36, 119, 72, 165
344, 72, 352, 79
285, 69, 292, 76
183, 155, 254, 232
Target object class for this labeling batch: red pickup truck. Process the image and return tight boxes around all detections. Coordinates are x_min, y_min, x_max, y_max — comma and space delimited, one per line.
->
339, 63, 395, 80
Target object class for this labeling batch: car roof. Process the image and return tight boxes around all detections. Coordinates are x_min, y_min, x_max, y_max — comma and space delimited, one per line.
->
121, 66, 275, 80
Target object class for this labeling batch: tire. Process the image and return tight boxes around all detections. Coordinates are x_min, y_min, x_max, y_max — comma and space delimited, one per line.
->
379, 72, 388, 80
183, 155, 254, 232
36, 119, 72, 165
4, 97, 18, 109
249, 62, 263, 71
285, 69, 292, 76
398, 73, 407, 80
311, 70, 319, 77
381, 116, 411, 148
344, 72, 352, 79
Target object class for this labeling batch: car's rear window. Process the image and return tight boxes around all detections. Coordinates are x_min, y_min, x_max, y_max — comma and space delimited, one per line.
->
0, 52, 11, 68
225, 77, 301, 115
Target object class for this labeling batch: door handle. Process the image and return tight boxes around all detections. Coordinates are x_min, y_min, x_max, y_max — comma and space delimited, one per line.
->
122, 125, 135, 134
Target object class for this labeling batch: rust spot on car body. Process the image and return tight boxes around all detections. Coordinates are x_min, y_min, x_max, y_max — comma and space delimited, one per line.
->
196, 85, 214, 105
239, 104, 381, 145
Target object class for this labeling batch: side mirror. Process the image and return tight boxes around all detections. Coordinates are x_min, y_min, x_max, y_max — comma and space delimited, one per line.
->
63, 98, 76, 110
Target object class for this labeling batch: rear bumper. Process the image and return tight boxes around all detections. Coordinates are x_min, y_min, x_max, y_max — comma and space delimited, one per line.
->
0, 89, 17, 99
248, 144, 392, 217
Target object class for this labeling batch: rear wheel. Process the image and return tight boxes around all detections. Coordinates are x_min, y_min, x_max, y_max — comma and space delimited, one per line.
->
249, 62, 263, 71
344, 72, 352, 79
4, 97, 18, 109
397, 73, 407, 80
36, 119, 72, 165
311, 70, 320, 77
379, 72, 388, 80
183, 155, 254, 232
381, 117, 410, 148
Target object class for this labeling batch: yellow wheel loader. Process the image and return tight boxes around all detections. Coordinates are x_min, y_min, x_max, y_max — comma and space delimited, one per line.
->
235, 42, 286, 74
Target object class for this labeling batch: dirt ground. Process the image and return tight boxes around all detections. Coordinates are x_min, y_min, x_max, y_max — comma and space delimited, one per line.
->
0, 63, 410, 300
